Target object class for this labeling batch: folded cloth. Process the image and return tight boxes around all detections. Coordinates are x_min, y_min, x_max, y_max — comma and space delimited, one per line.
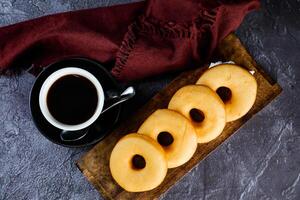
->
0, 0, 260, 81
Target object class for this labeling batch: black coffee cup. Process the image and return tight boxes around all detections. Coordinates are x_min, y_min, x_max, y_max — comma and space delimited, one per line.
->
30, 57, 135, 147
39, 67, 106, 131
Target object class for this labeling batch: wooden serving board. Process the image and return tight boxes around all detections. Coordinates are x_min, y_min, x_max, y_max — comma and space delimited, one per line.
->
76, 34, 282, 200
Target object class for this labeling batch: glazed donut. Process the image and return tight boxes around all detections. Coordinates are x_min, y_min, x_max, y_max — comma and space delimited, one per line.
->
138, 109, 197, 168
109, 133, 167, 192
168, 85, 226, 143
196, 64, 257, 122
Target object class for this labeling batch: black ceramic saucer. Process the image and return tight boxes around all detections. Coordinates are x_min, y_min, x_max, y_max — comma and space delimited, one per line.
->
30, 58, 121, 147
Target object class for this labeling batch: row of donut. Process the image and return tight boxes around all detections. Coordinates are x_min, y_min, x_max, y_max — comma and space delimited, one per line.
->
109, 64, 258, 192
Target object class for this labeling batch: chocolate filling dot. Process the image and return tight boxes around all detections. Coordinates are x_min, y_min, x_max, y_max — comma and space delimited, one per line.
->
157, 132, 174, 147
189, 108, 205, 122
131, 154, 146, 170
216, 87, 232, 103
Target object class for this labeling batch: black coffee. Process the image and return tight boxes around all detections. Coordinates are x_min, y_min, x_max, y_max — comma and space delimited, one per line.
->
47, 75, 98, 125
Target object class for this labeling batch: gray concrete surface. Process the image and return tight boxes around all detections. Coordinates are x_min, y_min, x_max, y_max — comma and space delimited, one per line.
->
0, 0, 299, 199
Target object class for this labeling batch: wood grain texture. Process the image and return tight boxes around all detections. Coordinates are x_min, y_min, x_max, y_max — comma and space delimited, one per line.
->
76, 34, 282, 200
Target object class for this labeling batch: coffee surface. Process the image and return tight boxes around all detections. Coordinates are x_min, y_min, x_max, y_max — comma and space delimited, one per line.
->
47, 75, 98, 125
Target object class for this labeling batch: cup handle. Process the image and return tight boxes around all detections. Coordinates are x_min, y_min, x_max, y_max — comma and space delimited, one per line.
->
102, 86, 135, 114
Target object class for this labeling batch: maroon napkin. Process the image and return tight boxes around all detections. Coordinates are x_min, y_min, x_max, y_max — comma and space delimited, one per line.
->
0, 0, 260, 81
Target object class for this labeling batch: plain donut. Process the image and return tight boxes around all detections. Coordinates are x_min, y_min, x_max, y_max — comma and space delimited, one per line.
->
197, 64, 257, 122
109, 133, 167, 192
138, 109, 197, 168
168, 85, 226, 143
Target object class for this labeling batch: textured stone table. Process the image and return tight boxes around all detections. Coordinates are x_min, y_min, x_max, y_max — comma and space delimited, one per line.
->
0, 0, 299, 199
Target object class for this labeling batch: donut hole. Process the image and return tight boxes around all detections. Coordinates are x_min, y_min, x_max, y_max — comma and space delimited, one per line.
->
216, 87, 232, 103
131, 154, 146, 170
157, 132, 174, 147
189, 108, 205, 123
